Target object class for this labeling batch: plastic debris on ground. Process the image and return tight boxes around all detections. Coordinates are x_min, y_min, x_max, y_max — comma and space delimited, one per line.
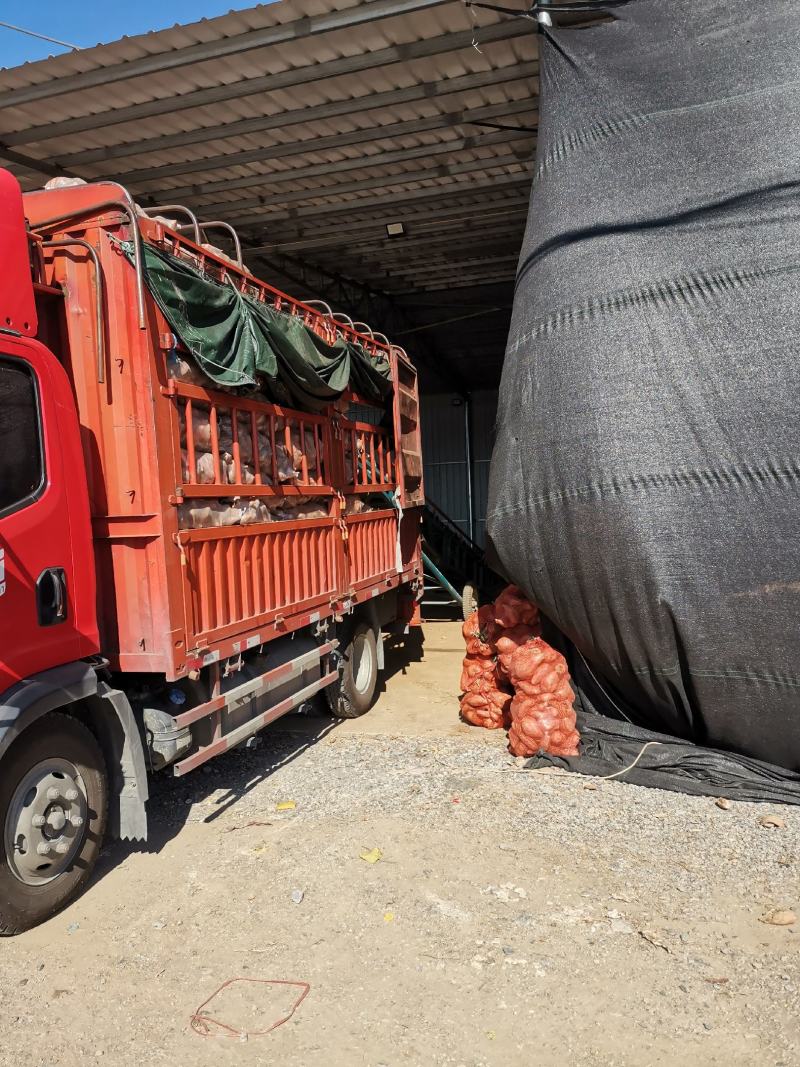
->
359, 847, 383, 864
190, 977, 311, 1039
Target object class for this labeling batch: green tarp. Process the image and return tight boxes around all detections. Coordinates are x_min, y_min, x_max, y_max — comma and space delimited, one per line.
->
129, 241, 393, 411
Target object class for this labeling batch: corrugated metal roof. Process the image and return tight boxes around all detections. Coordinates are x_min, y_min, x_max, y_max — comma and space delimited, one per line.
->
0, 0, 589, 388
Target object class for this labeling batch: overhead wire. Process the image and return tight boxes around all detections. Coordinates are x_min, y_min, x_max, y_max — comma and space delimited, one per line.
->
0, 20, 79, 51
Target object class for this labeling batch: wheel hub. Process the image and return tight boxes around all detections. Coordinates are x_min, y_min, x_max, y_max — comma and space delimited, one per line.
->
4, 759, 88, 885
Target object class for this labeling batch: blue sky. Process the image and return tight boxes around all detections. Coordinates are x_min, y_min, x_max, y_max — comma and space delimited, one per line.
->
0, 1, 259, 68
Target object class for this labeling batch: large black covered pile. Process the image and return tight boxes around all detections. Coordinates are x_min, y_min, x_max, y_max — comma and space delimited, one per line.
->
488, 1, 800, 771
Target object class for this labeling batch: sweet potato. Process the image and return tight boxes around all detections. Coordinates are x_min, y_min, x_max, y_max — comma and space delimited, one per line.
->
493, 585, 540, 630
460, 688, 512, 730
461, 605, 498, 657
459, 653, 500, 694
495, 625, 539, 677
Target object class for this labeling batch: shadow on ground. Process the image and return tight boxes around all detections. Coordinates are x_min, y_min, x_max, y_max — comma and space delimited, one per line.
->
90, 630, 427, 886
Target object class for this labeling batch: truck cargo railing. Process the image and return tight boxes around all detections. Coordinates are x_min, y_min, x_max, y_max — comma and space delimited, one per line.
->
29, 183, 406, 370
140, 204, 202, 244
38, 237, 106, 383
31, 193, 147, 330
156, 222, 393, 361
191, 220, 243, 268
168, 379, 331, 499
176, 518, 344, 652
341, 417, 395, 492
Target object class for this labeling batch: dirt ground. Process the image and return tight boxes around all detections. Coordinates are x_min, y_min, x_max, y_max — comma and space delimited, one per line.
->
1, 621, 799, 1066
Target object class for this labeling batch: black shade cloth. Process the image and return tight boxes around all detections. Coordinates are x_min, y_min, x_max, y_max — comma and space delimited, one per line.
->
487, 1, 800, 769
527, 709, 800, 805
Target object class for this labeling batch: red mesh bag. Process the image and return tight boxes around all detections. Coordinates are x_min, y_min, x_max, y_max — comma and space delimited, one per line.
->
493, 585, 541, 630
507, 638, 574, 705
457, 586, 579, 749
505, 637, 580, 757
507, 694, 580, 757
459, 653, 500, 694
459, 653, 511, 730
495, 625, 539, 679
460, 688, 512, 730
461, 606, 498, 657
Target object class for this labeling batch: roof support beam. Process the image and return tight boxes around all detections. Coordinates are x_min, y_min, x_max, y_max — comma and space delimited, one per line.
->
310, 245, 522, 280
394, 306, 510, 335
0, 142, 80, 180
397, 271, 517, 292
348, 222, 525, 254
399, 282, 514, 306
195, 148, 533, 221
9, 20, 531, 152
230, 170, 533, 230
340, 254, 520, 287
125, 78, 537, 191
386, 253, 520, 278
308, 215, 527, 253
165, 130, 533, 209
313, 251, 520, 285
59, 55, 539, 172
0, 0, 456, 110
250, 201, 530, 253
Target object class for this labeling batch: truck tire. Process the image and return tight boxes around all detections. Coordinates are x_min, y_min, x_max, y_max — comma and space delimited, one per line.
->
327, 621, 379, 718
462, 582, 478, 621
0, 713, 108, 936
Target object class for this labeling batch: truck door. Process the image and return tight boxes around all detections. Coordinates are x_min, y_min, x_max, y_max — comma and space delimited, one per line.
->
0, 336, 98, 693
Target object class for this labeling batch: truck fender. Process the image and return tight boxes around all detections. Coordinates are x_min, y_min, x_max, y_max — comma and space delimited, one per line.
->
83, 682, 149, 843
0, 661, 149, 843
0, 660, 99, 762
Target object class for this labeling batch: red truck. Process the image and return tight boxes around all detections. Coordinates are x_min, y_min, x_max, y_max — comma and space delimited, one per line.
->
0, 170, 424, 934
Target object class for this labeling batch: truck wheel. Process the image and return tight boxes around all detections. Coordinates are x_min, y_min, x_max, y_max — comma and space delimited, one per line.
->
327, 621, 379, 718
0, 713, 107, 936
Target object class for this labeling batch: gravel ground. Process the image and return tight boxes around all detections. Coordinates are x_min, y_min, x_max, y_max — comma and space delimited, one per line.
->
0, 625, 798, 1065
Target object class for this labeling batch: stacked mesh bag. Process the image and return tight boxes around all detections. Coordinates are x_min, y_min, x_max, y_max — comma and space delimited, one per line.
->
459, 605, 511, 730
460, 586, 580, 757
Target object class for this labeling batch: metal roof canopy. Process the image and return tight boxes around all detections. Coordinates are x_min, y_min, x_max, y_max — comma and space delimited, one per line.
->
0, 0, 579, 391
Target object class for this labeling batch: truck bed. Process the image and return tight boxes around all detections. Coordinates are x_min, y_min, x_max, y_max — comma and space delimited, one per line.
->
24, 182, 423, 680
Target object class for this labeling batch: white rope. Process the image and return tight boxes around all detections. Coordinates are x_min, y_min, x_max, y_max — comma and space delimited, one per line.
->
596, 740, 664, 780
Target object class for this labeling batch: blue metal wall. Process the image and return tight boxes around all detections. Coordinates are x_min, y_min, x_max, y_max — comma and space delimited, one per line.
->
420, 390, 498, 547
